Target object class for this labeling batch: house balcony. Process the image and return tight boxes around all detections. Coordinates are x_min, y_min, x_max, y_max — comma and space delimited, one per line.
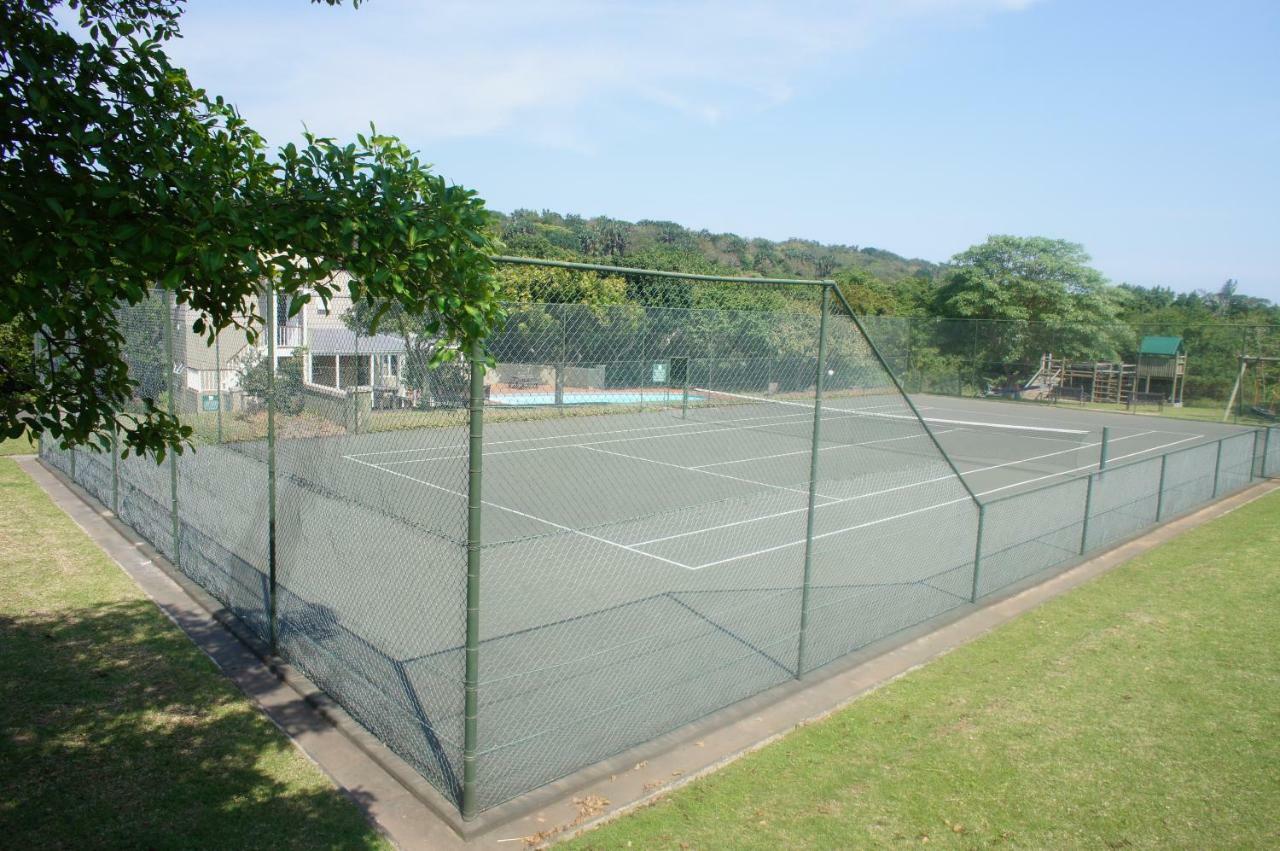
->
277, 324, 305, 348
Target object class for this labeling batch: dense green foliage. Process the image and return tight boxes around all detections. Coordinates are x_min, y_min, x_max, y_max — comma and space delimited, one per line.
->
238, 349, 304, 415
1, 0, 497, 459
492, 214, 1279, 404
493, 210, 940, 285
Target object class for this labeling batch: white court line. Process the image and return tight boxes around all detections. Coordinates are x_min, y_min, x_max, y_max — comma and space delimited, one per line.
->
691, 428, 959, 469
681, 432, 1205, 571
343, 399, 916, 459
346, 409, 1206, 574
628, 428, 1157, 548
690, 496, 976, 570
698, 387, 1088, 437
578, 444, 839, 503
974, 434, 1204, 498
368, 405, 915, 467
907, 401, 1192, 437
342, 455, 694, 570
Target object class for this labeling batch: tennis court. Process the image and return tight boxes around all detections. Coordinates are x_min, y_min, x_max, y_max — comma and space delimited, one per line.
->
38, 265, 1279, 815
211, 386, 1254, 808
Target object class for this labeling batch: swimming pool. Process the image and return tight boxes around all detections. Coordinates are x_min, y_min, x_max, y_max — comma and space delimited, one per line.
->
490, 391, 705, 406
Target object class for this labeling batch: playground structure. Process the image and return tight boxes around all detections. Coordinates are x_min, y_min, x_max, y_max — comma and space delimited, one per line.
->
1224, 355, 1280, 422
1022, 336, 1187, 407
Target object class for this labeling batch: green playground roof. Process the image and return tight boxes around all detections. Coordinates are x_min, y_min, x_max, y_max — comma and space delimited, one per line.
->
1139, 335, 1184, 357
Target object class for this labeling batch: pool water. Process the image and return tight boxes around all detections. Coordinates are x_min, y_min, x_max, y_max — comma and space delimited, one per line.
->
490, 391, 705, 406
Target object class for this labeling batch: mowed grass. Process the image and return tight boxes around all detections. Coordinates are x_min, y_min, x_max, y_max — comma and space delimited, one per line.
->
0, 459, 391, 850
568, 490, 1280, 850
0, 431, 36, 456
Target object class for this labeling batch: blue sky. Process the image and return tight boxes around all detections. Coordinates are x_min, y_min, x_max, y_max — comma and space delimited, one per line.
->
162, 0, 1279, 300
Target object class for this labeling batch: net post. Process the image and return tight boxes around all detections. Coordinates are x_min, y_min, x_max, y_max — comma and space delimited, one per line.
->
1099, 426, 1111, 471
1212, 438, 1224, 498
266, 285, 279, 653
1155, 453, 1168, 522
164, 290, 180, 568
969, 501, 986, 603
215, 332, 223, 443
462, 340, 485, 820
1080, 472, 1095, 555
796, 284, 830, 679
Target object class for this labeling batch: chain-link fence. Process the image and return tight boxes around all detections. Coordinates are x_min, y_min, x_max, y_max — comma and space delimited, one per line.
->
861, 316, 1280, 425
37, 259, 1280, 818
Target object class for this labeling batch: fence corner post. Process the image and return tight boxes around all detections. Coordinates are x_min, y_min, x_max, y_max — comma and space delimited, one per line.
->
462, 339, 486, 820
215, 332, 223, 443
797, 284, 830, 679
266, 285, 278, 653
111, 422, 120, 515
164, 289, 180, 569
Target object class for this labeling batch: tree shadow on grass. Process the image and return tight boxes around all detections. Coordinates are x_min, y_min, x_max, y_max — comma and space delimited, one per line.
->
0, 598, 387, 850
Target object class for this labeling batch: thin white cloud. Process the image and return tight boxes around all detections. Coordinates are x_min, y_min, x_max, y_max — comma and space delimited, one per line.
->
165, 0, 1038, 150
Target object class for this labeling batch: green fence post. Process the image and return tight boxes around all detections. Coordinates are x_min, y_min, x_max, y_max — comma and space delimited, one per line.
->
796, 284, 830, 679
1251, 429, 1263, 480
969, 501, 986, 603
462, 340, 485, 820
1155, 453, 1168, 522
215, 332, 223, 443
555, 302, 566, 412
681, 357, 691, 419
1212, 438, 1224, 498
69, 443, 76, 480
1079, 472, 1095, 555
165, 290, 180, 568
1265, 427, 1274, 477
1099, 426, 1111, 471
266, 286, 278, 652
111, 422, 119, 515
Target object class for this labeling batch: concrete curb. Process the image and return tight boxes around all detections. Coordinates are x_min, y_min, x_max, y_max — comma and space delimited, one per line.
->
19, 454, 1278, 848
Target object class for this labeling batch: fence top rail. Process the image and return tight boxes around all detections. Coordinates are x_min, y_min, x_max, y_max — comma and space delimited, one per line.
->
980, 428, 1264, 507
872, 316, 1280, 331
491, 255, 834, 287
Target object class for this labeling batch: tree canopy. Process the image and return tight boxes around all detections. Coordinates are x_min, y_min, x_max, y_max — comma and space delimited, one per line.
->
1, 0, 498, 458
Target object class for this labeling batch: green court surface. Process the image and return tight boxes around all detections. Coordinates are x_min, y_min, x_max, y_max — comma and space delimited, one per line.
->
52, 388, 1263, 810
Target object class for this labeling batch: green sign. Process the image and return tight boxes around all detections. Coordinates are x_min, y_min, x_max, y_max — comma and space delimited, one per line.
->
201, 392, 220, 412
651, 362, 668, 384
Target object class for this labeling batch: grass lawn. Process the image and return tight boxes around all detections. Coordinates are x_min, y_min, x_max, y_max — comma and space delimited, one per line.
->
0, 458, 390, 849
569, 490, 1280, 850
0, 431, 37, 456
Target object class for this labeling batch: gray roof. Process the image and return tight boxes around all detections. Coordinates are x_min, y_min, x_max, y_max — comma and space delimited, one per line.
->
309, 328, 408, 355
